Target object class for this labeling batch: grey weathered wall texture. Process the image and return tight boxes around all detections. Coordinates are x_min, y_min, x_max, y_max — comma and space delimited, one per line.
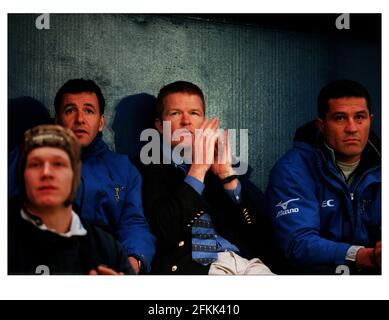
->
8, 14, 381, 191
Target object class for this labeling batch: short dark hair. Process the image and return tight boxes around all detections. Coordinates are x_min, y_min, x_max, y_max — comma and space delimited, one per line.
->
54, 79, 105, 115
155, 81, 205, 120
317, 79, 371, 119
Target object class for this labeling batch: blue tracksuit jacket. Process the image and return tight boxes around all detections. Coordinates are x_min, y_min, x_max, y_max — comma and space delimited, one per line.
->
265, 123, 381, 272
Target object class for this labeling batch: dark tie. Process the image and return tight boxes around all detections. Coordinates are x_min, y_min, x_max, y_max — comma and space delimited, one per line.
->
192, 213, 218, 266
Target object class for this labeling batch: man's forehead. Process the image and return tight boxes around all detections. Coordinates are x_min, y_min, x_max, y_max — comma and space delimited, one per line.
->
327, 97, 369, 113
62, 92, 98, 103
164, 103, 203, 110
164, 92, 203, 105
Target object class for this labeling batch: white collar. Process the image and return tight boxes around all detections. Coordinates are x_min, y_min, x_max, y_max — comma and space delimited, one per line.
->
20, 208, 87, 238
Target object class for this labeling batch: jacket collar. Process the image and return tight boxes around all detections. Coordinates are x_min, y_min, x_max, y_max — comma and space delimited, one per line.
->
81, 136, 109, 159
20, 207, 87, 238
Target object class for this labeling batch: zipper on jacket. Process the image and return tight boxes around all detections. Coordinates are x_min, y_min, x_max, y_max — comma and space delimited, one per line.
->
350, 192, 354, 201
316, 149, 349, 193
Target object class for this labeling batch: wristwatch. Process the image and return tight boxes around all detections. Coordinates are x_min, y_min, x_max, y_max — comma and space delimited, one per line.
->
220, 174, 238, 184
345, 245, 365, 262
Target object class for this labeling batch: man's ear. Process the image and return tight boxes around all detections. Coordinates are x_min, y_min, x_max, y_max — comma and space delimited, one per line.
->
98, 115, 105, 132
316, 117, 325, 133
155, 118, 163, 134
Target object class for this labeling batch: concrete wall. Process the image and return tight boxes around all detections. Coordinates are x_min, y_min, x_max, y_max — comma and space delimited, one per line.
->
8, 14, 381, 190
